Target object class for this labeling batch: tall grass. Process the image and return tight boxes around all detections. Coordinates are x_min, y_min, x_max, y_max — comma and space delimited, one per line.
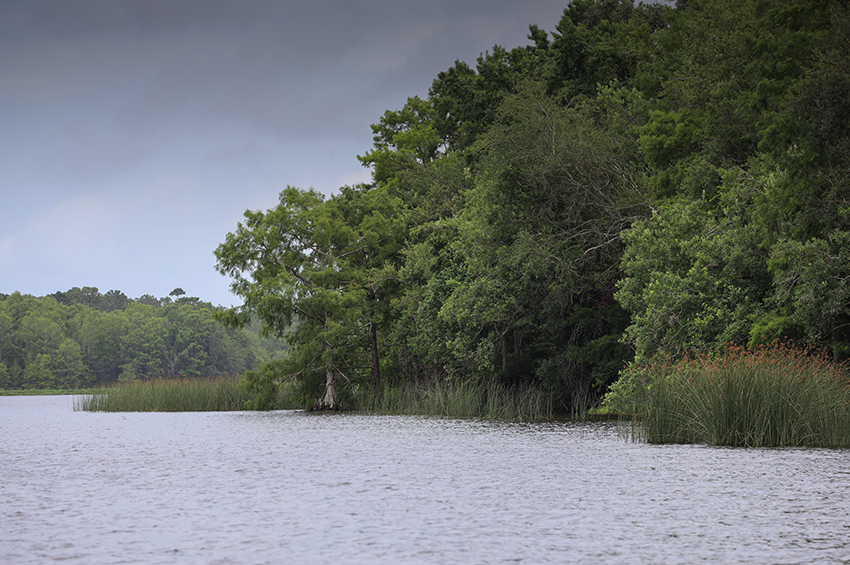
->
75, 376, 252, 412
74, 374, 555, 420
621, 343, 850, 447
353, 379, 554, 421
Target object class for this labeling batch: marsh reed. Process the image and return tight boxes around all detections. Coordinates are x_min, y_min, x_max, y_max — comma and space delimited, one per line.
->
354, 379, 554, 421
619, 343, 850, 447
74, 374, 553, 420
75, 376, 252, 412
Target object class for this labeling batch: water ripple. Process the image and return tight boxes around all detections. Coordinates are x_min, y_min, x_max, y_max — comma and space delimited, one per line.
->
1, 396, 850, 564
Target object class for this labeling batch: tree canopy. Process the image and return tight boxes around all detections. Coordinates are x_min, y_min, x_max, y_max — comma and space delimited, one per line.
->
0, 288, 285, 390
217, 0, 850, 412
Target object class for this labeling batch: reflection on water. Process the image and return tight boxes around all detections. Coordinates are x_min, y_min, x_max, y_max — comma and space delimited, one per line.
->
2, 395, 850, 564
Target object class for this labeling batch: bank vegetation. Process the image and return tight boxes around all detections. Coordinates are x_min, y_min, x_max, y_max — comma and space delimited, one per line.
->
21, 1, 850, 441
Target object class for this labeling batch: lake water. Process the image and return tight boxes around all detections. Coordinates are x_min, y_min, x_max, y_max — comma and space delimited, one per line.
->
2, 396, 850, 564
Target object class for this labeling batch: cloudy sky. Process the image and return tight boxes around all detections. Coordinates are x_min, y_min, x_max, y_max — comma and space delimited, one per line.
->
1, 0, 572, 306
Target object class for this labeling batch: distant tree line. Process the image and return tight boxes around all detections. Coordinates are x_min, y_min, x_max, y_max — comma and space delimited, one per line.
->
0, 287, 287, 390
217, 0, 849, 411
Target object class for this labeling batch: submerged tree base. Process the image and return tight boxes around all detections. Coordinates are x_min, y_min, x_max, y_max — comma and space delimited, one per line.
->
308, 402, 344, 412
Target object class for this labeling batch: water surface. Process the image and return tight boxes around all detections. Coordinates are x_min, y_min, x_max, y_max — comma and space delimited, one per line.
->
2, 395, 849, 564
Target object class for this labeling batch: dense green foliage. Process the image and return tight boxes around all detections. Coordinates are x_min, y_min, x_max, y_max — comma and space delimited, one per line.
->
217, 0, 850, 422
0, 288, 285, 390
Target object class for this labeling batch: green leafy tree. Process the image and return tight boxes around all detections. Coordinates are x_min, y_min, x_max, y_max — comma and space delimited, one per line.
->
381, 81, 647, 409
0, 288, 276, 389
768, 230, 850, 360
379, 154, 475, 382
548, 0, 670, 98
78, 310, 130, 384
636, 0, 832, 200
0, 309, 11, 367
358, 96, 448, 184
456, 81, 646, 405
119, 304, 167, 380
428, 42, 549, 154
0, 362, 10, 389
616, 194, 771, 362
54, 338, 90, 388
17, 312, 64, 364
21, 353, 54, 389
611, 0, 850, 368
51, 287, 130, 312
215, 184, 404, 408
352, 2, 665, 409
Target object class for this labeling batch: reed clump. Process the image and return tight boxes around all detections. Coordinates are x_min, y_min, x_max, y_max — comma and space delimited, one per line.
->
75, 376, 252, 412
609, 343, 850, 447
354, 379, 554, 421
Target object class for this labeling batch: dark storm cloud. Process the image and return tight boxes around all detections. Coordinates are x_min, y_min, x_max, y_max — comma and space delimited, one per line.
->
0, 0, 572, 304
5, 0, 568, 135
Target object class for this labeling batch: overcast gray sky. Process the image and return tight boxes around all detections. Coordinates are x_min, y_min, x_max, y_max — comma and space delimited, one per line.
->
1, 0, 573, 306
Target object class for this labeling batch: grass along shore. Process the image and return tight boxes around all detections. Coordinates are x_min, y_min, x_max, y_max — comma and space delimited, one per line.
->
74, 376, 252, 412
354, 380, 554, 421
604, 343, 850, 447
73, 375, 554, 420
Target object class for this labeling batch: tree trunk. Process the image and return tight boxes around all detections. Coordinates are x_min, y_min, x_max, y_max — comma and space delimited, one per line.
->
316, 312, 338, 410
320, 360, 338, 409
371, 321, 381, 394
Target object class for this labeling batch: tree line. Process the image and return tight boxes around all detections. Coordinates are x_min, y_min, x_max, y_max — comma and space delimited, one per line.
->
0, 287, 286, 390
216, 0, 850, 411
